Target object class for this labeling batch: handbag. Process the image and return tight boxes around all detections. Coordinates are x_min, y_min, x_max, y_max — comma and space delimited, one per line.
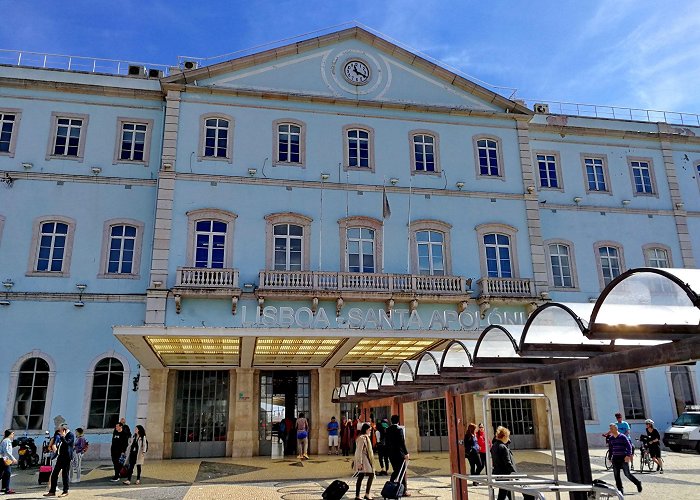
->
297, 430, 308, 439
3, 458, 12, 466
120, 465, 129, 478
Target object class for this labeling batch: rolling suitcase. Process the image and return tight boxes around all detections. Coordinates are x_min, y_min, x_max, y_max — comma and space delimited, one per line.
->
381, 459, 407, 499
38, 465, 52, 484
322, 479, 349, 499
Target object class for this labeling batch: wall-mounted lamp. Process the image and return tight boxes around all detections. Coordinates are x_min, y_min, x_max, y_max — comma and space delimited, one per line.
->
621, 199, 631, 207
0, 279, 13, 306
162, 162, 173, 170
456, 181, 465, 191
526, 185, 535, 194
320, 173, 330, 181
151, 280, 163, 288
675, 202, 685, 210
74, 283, 87, 307
573, 197, 582, 204
90, 167, 102, 175
247, 168, 257, 176
22, 162, 33, 170
243, 283, 255, 291
539, 291, 550, 300
389, 178, 399, 186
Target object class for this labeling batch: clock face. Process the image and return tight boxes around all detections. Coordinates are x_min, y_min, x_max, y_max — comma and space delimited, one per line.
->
343, 60, 371, 85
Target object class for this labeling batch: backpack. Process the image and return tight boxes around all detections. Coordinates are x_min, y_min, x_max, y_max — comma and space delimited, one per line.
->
83, 441, 89, 454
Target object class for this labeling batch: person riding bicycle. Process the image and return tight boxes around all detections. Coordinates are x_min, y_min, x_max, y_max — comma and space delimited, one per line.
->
644, 419, 663, 473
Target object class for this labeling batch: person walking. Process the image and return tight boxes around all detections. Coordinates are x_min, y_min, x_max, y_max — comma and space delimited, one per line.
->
110, 422, 129, 481
644, 419, 663, 472
340, 414, 354, 457
476, 423, 487, 475
490, 426, 534, 500
71, 428, 88, 483
376, 418, 390, 476
464, 423, 481, 485
123, 425, 148, 485
1, 429, 18, 494
327, 416, 339, 455
608, 422, 642, 495
353, 423, 375, 500
384, 414, 410, 497
295, 412, 309, 460
44, 424, 74, 497
119, 418, 131, 442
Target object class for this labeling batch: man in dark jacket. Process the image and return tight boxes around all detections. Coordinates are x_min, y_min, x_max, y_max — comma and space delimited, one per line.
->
110, 422, 129, 481
44, 424, 74, 497
384, 415, 410, 495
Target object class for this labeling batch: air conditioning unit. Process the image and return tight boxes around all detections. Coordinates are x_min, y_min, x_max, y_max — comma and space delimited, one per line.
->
127, 65, 147, 77
148, 68, 164, 78
182, 60, 199, 70
533, 103, 550, 114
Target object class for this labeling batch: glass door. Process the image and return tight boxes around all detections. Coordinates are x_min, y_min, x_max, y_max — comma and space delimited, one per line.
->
490, 386, 536, 449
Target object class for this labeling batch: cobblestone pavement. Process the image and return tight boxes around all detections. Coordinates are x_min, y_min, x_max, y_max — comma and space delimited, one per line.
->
3, 449, 698, 499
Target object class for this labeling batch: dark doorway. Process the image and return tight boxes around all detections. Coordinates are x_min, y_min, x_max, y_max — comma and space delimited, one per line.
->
259, 371, 310, 456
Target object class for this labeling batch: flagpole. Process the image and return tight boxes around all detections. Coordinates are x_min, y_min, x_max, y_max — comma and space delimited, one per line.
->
407, 176, 412, 274
381, 177, 386, 273
319, 175, 324, 271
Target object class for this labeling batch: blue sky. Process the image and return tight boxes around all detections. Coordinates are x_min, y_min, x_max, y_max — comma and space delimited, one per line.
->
3, 0, 699, 115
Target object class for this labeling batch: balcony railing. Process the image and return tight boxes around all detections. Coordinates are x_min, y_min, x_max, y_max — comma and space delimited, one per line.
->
176, 267, 239, 288
477, 277, 535, 298
259, 270, 470, 295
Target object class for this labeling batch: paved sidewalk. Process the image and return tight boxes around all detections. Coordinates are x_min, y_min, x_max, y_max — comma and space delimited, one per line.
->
3, 449, 699, 499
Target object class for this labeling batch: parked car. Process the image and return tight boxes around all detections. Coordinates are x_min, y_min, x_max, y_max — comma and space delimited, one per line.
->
663, 405, 700, 453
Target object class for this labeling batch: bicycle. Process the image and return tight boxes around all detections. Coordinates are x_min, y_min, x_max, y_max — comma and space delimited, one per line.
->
602, 434, 635, 471
637, 436, 654, 473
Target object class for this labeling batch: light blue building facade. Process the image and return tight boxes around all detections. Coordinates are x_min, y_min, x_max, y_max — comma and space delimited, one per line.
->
0, 27, 698, 459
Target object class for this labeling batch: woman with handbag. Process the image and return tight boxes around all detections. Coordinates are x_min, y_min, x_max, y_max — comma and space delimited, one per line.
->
463, 423, 481, 484
353, 423, 375, 500
1, 430, 18, 494
123, 425, 148, 485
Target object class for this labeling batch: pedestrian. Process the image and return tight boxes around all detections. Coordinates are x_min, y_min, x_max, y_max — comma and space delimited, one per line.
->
644, 419, 663, 472
490, 426, 534, 500
123, 425, 148, 485
376, 418, 390, 476
476, 423, 487, 475
353, 423, 375, 500
119, 417, 131, 441
44, 423, 74, 497
1, 429, 18, 494
110, 422, 129, 481
71, 428, 88, 483
296, 412, 309, 460
340, 414, 354, 457
607, 423, 642, 495
384, 414, 410, 496
464, 423, 481, 484
327, 416, 339, 455
278, 419, 286, 445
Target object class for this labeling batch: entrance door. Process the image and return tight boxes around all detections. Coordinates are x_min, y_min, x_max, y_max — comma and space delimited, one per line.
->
172, 370, 229, 458
418, 398, 449, 451
490, 386, 537, 449
259, 371, 310, 456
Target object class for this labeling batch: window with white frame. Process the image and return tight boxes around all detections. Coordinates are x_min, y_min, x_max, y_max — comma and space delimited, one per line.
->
476, 138, 500, 176
108, 224, 137, 274
579, 378, 594, 420
416, 230, 445, 275
13, 357, 50, 430
87, 357, 124, 429
597, 244, 622, 286
412, 133, 437, 173
536, 153, 560, 188
644, 246, 670, 268
194, 220, 227, 268
119, 122, 148, 161
273, 224, 303, 271
203, 117, 230, 158
52, 117, 84, 157
618, 371, 646, 419
484, 233, 512, 278
584, 156, 608, 192
548, 243, 574, 287
629, 159, 655, 194
275, 122, 303, 164
346, 128, 370, 169
36, 221, 69, 272
670, 365, 696, 417
0, 110, 20, 156
347, 227, 375, 273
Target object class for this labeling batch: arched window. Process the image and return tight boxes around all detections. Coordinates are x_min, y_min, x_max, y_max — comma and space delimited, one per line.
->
409, 220, 452, 275
88, 357, 124, 429
265, 213, 312, 271
185, 209, 237, 269
198, 113, 234, 162
410, 130, 440, 174
13, 357, 50, 430
594, 241, 625, 289
475, 223, 520, 279
544, 239, 578, 289
343, 125, 375, 172
27, 216, 76, 277
273, 119, 306, 166
339, 217, 383, 273
473, 136, 503, 178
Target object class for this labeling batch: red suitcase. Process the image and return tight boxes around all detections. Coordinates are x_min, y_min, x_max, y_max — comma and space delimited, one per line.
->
38, 465, 52, 484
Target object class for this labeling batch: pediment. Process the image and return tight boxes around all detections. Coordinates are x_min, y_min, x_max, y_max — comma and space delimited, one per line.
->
165, 27, 530, 115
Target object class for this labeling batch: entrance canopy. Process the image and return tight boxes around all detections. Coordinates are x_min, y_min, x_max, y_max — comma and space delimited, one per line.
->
332, 267, 700, 403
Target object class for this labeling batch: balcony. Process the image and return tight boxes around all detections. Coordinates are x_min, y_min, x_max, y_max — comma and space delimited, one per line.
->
173, 267, 241, 314
477, 276, 535, 298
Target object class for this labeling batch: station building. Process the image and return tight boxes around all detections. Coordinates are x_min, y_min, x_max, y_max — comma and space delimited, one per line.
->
0, 27, 698, 459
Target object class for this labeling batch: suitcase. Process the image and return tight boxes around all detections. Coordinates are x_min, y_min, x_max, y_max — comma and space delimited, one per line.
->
322, 479, 349, 500
381, 459, 408, 499
38, 465, 52, 484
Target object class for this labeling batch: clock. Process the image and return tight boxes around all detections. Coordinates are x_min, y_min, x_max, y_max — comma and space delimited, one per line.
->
343, 59, 371, 85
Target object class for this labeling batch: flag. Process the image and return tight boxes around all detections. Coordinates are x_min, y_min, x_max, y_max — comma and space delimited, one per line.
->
382, 185, 391, 219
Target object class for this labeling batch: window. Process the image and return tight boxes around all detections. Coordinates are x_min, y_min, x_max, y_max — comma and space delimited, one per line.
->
88, 357, 124, 429
198, 114, 233, 162
410, 220, 452, 276
476, 224, 519, 280
595, 242, 624, 288
629, 158, 655, 195
582, 155, 609, 192
98, 219, 144, 279
0, 109, 21, 157
338, 216, 383, 273
475, 137, 502, 177
273, 119, 305, 166
343, 125, 374, 171
186, 209, 237, 268
535, 152, 561, 189
13, 357, 50, 430
114, 118, 153, 164
47, 113, 88, 160
265, 213, 312, 271
669, 366, 696, 417
548, 242, 575, 288
644, 245, 671, 268
618, 372, 646, 420
27, 216, 76, 277
410, 131, 439, 174
579, 378, 594, 421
